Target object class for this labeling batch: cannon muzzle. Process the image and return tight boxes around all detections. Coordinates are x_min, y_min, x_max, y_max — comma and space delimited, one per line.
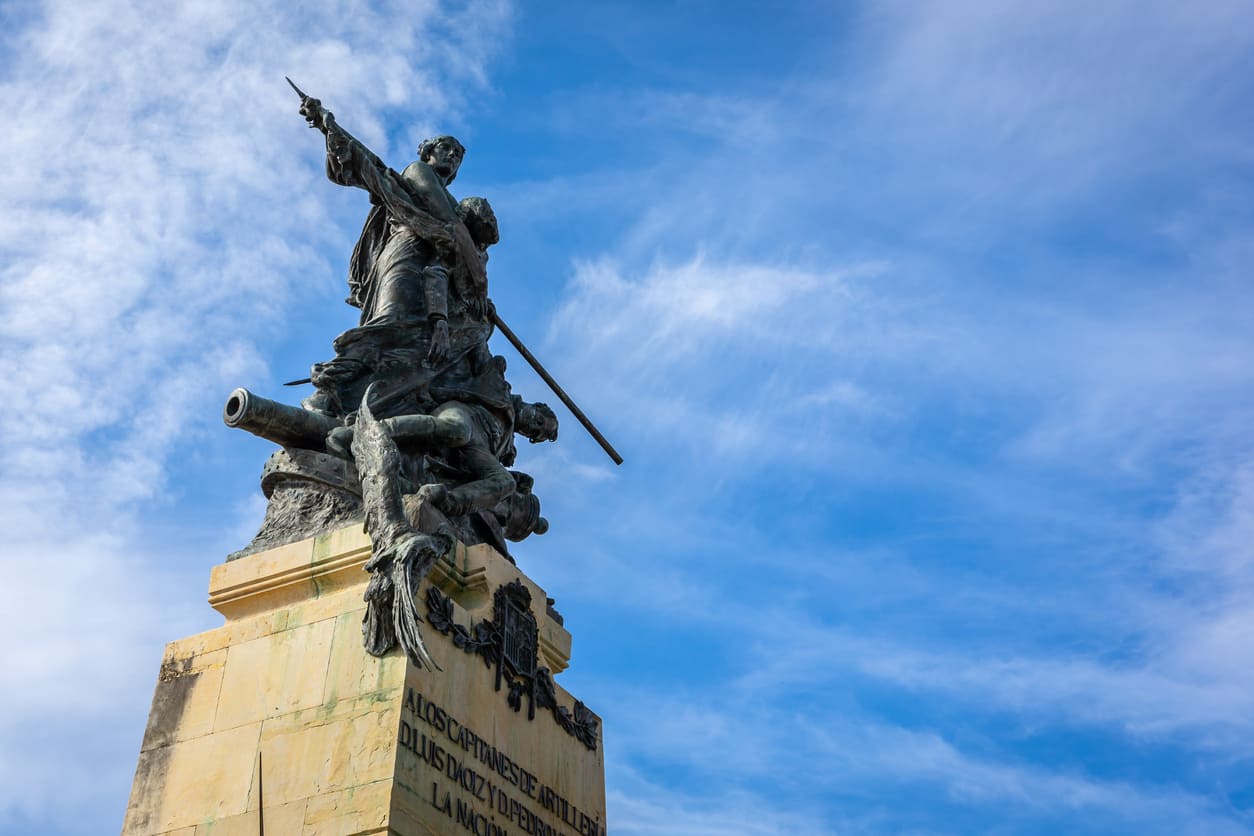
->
224, 388, 341, 450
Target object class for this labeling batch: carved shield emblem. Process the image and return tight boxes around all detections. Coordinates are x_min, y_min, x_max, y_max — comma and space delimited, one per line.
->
495, 580, 537, 678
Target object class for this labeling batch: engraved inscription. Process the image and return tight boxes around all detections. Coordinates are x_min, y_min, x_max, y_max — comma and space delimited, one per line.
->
400, 686, 606, 836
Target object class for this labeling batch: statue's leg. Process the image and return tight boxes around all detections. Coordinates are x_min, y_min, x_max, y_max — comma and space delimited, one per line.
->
384, 410, 472, 447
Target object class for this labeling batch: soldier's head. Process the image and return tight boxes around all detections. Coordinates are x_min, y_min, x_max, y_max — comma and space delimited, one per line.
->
458, 196, 499, 250
513, 397, 558, 444
418, 135, 465, 185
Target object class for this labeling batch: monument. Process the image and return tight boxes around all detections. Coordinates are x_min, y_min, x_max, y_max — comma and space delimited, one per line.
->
122, 82, 617, 835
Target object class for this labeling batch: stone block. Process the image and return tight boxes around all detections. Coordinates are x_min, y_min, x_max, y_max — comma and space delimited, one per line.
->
125, 523, 605, 836
213, 616, 335, 732
137, 651, 226, 751
302, 780, 393, 832
124, 722, 262, 833
191, 800, 306, 835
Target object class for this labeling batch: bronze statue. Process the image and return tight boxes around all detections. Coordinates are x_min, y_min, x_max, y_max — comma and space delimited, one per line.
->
224, 80, 618, 670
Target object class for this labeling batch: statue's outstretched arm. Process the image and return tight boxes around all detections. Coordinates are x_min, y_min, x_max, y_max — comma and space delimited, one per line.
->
290, 81, 458, 251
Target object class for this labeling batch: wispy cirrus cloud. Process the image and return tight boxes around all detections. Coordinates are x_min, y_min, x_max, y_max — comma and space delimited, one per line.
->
589, 675, 1253, 836
0, 1, 510, 831
510, 3, 1254, 833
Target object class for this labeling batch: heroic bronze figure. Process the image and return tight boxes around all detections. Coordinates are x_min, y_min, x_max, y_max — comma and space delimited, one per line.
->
224, 81, 618, 669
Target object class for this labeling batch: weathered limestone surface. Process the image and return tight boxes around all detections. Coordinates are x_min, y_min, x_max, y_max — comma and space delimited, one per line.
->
123, 525, 603, 835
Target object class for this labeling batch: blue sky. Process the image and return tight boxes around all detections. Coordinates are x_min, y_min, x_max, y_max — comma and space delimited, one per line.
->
2, 0, 1254, 833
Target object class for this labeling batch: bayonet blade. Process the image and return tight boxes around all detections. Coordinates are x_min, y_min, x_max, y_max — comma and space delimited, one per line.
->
285, 75, 308, 100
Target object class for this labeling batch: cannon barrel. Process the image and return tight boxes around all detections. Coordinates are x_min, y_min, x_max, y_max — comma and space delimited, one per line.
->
224, 388, 341, 450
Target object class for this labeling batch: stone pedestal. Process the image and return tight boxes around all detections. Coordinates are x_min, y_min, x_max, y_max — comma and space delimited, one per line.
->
123, 525, 606, 835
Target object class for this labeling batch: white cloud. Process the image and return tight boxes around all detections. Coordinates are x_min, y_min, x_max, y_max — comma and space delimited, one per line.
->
571, 176, 1250, 836
522, 6, 1254, 823
540, 254, 926, 473
859, 0, 1254, 196
592, 678, 1249, 835
0, 0, 510, 830
607, 769, 831, 836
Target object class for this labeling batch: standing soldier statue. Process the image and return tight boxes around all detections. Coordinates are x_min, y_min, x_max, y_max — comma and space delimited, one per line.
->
223, 80, 619, 671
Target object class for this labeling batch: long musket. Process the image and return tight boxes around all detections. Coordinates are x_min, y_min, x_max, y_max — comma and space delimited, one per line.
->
490, 310, 623, 466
